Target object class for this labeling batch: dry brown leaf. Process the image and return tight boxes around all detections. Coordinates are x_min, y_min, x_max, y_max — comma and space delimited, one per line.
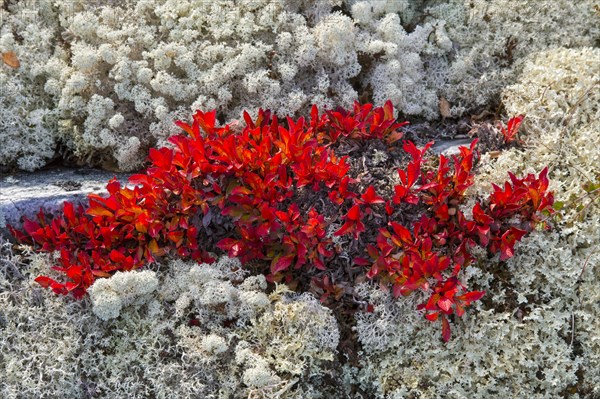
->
439, 97, 451, 118
2, 51, 20, 68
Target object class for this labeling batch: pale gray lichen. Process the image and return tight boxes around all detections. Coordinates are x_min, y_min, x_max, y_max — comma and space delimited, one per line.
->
0, 254, 343, 398
1, 5, 598, 397
4, 0, 595, 171
88, 269, 159, 321
0, 0, 60, 171
252, 288, 340, 377
425, 0, 599, 117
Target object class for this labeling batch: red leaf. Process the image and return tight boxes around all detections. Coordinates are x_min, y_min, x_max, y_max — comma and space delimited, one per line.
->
271, 254, 295, 273
389, 222, 412, 245
334, 220, 355, 237
243, 110, 255, 129
175, 120, 200, 139
35, 275, 58, 288
346, 204, 362, 221
393, 184, 408, 204
441, 316, 451, 342
499, 227, 527, 261
86, 206, 113, 218
437, 297, 452, 312
193, 109, 217, 135
63, 202, 76, 225
392, 283, 403, 298
435, 203, 450, 221
353, 257, 371, 266
425, 293, 441, 311
8, 224, 29, 242
35, 276, 68, 295
22, 219, 42, 236
92, 270, 112, 278
360, 186, 384, 205
472, 203, 494, 225
385, 200, 394, 215
106, 179, 121, 194
501, 114, 525, 143
425, 311, 440, 322
403, 140, 420, 159
385, 130, 404, 145
109, 249, 126, 264
456, 290, 485, 304
128, 173, 152, 186
217, 239, 243, 257
366, 260, 380, 279
149, 147, 174, 170
313, 257, 326, 271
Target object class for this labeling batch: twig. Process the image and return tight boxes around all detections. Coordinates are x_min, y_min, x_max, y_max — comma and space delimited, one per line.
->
575, 252, 592, 285
570, 252, 593, 347
558, 79, 599, 153
554, 186, 600, 222
564, 187, 600, 207
573, 192, 600, 222
538, 84, 551, 104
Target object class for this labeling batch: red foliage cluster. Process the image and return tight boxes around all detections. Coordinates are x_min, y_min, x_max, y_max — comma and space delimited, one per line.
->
498, 114, 525, 143
10, 102, 400, 296
322, 101, 408, 144
10, 101, 554, 342
346, 140, 554, 341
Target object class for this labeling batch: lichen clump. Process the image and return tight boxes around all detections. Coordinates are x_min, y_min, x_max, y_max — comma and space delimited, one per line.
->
1, 0, 597, 171
0, 254, 341, 398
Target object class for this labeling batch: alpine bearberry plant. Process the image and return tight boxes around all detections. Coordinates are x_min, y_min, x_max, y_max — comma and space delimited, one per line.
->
10, 100, 554, 341
350, 140, 554, 340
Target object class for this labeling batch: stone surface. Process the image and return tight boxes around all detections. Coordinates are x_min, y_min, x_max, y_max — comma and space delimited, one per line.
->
430, 138, 475, 155
0, 167, 131, 238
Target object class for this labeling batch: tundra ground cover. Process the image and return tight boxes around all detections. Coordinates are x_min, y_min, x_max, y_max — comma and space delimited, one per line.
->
0, 0, 598, 395
9, 100, 554, 344
1, 54, 598, 396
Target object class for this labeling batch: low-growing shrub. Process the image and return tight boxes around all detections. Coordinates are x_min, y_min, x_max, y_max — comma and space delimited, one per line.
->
10, 101, 554, 341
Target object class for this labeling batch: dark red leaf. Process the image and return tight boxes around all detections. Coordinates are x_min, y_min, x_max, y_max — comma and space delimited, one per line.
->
456, 290, 485, 304
389, 222, 412, 245
353, 257, 371, 266
441, 316, 451, 342
425, 311, 440, 322
360, 186, 384, 205
271, 254, 295, 274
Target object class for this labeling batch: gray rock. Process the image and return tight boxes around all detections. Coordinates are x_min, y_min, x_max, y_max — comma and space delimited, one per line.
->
430, 138, 475, 155
0, 168, 131, 239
